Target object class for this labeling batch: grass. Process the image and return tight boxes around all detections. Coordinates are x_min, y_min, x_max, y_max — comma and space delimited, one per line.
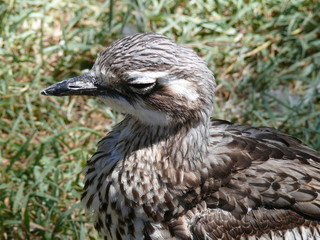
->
0, 0, 319, 239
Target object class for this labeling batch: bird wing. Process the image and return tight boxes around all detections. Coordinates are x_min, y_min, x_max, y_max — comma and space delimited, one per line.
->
202, 119, 320, 218
178, 120, 320, 239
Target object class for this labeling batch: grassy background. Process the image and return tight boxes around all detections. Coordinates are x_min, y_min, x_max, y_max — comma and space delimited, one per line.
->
1, 0, 319, 239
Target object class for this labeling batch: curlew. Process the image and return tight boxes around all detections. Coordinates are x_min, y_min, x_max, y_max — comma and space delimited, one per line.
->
42, 33, 320, 239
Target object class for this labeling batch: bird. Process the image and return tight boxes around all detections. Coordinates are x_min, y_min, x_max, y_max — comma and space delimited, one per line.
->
41, 33, 320, 240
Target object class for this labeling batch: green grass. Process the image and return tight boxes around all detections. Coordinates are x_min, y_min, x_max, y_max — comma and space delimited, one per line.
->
1, 0, 319, 239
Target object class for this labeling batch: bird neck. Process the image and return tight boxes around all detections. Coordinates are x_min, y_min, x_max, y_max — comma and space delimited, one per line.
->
117, 111, 211, 172
107, 112, 211, 218
82, 110, 211, 220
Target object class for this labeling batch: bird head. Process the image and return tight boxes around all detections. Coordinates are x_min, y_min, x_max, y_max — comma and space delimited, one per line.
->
42, 33, 215, 127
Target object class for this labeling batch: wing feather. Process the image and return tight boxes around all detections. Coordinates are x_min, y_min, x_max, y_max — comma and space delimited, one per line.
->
181, 120, 320, 239
187, 202, 320, 240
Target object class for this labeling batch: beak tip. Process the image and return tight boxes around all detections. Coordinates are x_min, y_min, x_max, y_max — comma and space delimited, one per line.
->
40, 86, 61, 96
41, 89, 48, 96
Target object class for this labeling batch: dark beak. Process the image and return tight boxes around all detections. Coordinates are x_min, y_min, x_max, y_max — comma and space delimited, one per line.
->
41, 74, 105, 96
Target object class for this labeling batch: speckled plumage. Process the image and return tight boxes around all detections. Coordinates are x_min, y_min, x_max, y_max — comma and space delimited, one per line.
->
42, 33, 320, 239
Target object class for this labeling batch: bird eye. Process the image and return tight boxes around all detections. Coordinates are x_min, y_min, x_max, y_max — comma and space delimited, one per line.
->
130, 82, 155, 90
128, 79, 156, 94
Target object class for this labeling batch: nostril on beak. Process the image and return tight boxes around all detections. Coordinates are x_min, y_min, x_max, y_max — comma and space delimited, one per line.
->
68, 85, 81, 89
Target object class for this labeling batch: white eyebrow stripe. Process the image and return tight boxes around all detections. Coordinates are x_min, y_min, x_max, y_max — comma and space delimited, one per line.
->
128, 76, 156, 84
126, 71, 169, 79
158, 78, 199, 102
